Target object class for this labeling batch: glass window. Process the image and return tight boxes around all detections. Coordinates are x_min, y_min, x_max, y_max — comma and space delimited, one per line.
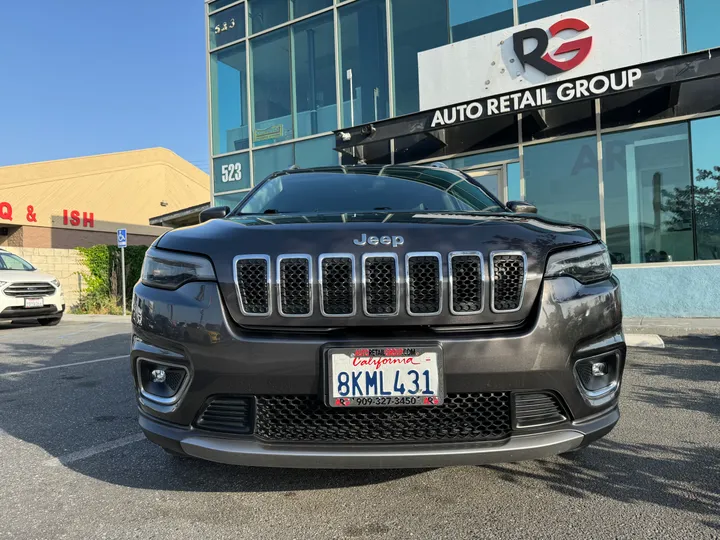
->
450, 0, 513, 43
444, 148, 519, 170
689, 117, 720, 260
507, 162, 521, 201
214, 191, 251, 208
339, 0, 389, 127
253, 143, 295, 181
251, 29, 293, 146
213, 153, 251, 193
685, 0, 720, 52
235, 167, 502, 214
524, 136, 601, 234
294, 136, 338, 168
0, 252, 34, 271
209, 3, 246, 49
211, 43, 250, 154
518, 0, 591, 24
210, 0, 241, 13
249, 0, 288, 33
602, 123, 693, 265
293, 13, 337, 137
292, 0, 332, 19
391, 0, 449, 117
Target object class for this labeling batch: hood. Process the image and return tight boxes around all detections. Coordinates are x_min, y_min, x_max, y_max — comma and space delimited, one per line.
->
0, 269, 58, 284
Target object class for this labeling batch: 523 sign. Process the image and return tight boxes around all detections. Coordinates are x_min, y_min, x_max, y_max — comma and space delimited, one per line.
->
221, 162, 242, 183
214, 18, 236, 34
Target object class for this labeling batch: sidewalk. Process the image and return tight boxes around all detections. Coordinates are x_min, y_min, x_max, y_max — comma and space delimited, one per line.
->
63, 314, 131, 323
624, 317, 720, 336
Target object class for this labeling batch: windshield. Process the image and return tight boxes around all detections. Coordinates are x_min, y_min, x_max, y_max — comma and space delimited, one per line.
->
235, 167, 503, 215
0, 252, 35, 271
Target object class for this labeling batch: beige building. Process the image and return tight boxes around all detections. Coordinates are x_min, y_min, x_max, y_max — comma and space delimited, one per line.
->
0, 148, 210, 248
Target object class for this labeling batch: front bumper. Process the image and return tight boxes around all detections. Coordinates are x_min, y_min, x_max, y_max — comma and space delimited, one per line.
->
0, 292, 65, 320
140, 407, 618, 468
131, 275, 625, 467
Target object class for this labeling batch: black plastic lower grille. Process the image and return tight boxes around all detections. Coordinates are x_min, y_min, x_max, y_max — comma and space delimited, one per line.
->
254, 393, 511, 443
321, 257, 354, 315
407, 255, 441, 314
514, 393, 566, 428
364, 256, 398, 315
279, 257, 311, 315
195, 396, 253, 434
236, 258, 269, 315
492, 254, 526, 311
450, 254, 483, 313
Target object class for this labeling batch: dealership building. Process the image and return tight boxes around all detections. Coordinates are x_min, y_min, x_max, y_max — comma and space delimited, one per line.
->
205, 0, 720, 316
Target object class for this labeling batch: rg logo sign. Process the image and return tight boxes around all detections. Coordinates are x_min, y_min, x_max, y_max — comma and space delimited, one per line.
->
512, 18, 593, 76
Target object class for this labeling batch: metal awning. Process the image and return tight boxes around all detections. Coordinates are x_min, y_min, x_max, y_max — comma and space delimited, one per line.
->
332, 47, 720, 162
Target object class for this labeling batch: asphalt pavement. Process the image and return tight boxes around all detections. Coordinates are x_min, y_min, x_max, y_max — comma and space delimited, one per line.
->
0, 318, 718, 539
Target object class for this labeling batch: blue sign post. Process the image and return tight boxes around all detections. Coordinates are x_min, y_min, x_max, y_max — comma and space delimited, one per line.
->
117, 229, 127, 315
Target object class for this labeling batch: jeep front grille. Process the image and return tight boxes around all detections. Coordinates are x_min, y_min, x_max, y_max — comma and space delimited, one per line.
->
3, 282, 56, 298
232, 251, 527, 318
491, 252, 527, 313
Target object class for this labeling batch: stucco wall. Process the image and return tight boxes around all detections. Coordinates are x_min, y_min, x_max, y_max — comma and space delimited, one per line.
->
0, 226, 157, 249
4, 247, 85, 308
614, 263, 720, 318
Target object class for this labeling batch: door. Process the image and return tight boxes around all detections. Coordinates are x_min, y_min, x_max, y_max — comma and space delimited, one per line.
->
467, 168, 502, 199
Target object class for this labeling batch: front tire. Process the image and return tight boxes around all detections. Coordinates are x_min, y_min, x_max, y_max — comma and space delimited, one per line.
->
38, 316, 62, 326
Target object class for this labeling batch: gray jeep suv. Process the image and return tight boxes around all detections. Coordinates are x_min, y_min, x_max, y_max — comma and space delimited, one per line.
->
131, 164, 625, 468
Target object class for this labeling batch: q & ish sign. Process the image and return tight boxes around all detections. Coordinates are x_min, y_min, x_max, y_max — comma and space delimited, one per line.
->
0, 201, 95, 228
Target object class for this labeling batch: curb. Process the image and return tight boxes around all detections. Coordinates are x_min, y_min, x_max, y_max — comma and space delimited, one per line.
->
63, 314, 131, 323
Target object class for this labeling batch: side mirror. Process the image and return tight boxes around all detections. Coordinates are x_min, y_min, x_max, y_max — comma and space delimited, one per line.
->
506, 201, 537, 214
199, 206, 230, 223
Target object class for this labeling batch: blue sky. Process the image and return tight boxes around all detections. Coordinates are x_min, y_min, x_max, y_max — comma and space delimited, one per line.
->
0, 0, 209, 171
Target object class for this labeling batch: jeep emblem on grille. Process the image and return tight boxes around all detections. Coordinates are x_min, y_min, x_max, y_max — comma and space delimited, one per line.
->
353, 233, 404, 247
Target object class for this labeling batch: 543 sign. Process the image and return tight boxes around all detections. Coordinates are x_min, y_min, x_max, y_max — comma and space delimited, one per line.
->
221, 162, 242, 183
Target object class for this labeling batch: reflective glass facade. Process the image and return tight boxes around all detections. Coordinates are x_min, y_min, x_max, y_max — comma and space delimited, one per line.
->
207, 0, 720, 263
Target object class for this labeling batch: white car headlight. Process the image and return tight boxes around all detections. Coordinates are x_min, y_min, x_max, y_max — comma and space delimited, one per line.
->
50, 279, 61, 288
141, 247, 216, 290
545, 243, 612, 285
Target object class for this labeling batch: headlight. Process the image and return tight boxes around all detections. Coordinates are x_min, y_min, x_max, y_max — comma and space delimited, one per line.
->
545, 244, 612, 284
0, 281, 6, 288
141, 247, 216, 290
50, 279, 61, 288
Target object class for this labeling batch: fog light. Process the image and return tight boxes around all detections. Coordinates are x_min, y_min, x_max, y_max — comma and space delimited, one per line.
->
151, 369, 167, 383
137, 358, 189, 404
591, 362, 608, 377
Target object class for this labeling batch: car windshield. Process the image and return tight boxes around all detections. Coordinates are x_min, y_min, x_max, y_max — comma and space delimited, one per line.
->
234, 166, 504, 215
0, 252, 35, 271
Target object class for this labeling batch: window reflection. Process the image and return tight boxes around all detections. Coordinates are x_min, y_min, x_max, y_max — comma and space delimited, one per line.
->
253, 143, 295, 181
518, 0, 591, 24
211, 44, 249, 154
602, 124, 693, 264
690, 117, 720, 260
249, 0, 289, 33
251, 29, 293, 146
449, 0, 513, 43
292, 0, 332, 19
524, 137, 601, 235
684, 0, 720, 52
339, 0, 389, 127
294, 136, 338, 168
293, 13, 337, 137
209, 3, 246, 49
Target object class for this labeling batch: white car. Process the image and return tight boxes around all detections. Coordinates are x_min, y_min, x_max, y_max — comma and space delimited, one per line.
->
0, 249, 65, 326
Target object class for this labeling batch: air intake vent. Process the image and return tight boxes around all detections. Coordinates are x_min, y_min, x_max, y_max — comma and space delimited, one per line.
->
278, 255, 312, 316
195, 396, 253, 434
491, 252, 526, 312
363, 255, 399, 316
449, 252, 483, 315
320, 255, 355, 316
406, 253, 442, 315
514, 392, 566, 428
234, 256, 270, 316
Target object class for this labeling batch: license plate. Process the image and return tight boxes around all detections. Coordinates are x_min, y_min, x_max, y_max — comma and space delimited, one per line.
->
328, 346, 443, 407
25, 298, 43, 308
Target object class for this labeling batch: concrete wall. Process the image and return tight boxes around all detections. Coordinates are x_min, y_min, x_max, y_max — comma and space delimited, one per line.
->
614, 263, 720, 318
4, 247, 85, 308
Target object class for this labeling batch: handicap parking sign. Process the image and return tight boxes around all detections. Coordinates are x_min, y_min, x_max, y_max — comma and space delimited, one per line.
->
117, 228, 127, 248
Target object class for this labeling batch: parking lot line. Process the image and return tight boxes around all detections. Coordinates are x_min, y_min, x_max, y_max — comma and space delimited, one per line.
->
43, 433, 145, 467
0, 355, 128, 377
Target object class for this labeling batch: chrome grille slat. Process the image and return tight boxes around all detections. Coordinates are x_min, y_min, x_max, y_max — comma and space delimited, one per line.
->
448, 252, 484, 315
362, 253, 399, 317
233, 255, 271, 316
277, 255, 313, 317
319, 254, 356, 317
3, 282, 56, 298
490, 251, 527, 313
405, 252, 442, 316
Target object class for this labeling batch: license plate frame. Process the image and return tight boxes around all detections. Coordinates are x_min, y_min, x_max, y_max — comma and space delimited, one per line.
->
325, 345, 444, 407
24, 298, 44, 309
